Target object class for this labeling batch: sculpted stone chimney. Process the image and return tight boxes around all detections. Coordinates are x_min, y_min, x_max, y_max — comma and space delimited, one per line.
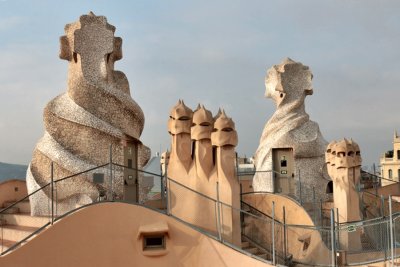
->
166, 101, 240, 245
326, 138, 362, 250
27, 13, 150, 215
254, 58, 330, 202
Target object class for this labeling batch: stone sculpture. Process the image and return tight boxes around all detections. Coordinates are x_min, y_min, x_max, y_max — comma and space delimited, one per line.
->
27, 13, 150, 215
253, 58, 330, 202
325, 138, 362, 250
166, 101, 241, 245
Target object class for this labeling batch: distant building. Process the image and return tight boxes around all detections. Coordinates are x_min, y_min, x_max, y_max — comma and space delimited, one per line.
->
380, 131, 400, 186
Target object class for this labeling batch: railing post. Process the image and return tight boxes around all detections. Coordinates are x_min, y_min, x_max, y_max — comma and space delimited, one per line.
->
166, 177, 171, 216
55, 181, 57, 218
283, 205, 287, 263
381, 195, 385, 217
330, 208, 336, 267
320, 199, 323, 225
240, 183, 243, 203
380, 195, 388, 261
336, 208, 340, 248
109, 144, 113, 200
216, 182, 222, 242
272, 201, 276, 265
312, 187, 316, 222
160, 174, 165, 209
51, 161, 54, 225
1, 214, 3, 254
298, 169, 302, 205
235, 152, 239, 181
389, 195, 394, 266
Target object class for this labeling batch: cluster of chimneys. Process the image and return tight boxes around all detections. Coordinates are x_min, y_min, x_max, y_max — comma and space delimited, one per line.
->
167, 100, 238, 147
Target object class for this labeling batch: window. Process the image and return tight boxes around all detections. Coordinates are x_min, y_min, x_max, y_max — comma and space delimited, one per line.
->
398, 169, 400, 180
398, 150, 400, 160
280, 156, 287, 167
93, 173, 104, 184
326, 181, 333, 194
143, 235, 165, 250
389, 169, 393, 179
128, 159, 132, 168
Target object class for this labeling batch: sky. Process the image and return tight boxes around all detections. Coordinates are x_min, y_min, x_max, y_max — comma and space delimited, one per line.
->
0, 0, 399, 169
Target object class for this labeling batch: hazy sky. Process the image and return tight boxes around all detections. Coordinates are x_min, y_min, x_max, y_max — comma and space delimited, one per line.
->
0, 0, 399, 169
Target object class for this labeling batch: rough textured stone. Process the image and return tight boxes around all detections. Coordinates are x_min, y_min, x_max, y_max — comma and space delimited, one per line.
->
253, 58, 330, 202
326, 138, 362, 250
27, 13, 150, 216
166, 101, 241, 245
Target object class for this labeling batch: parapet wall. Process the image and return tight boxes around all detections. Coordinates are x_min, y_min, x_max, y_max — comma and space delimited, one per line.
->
0, 203, 271, 267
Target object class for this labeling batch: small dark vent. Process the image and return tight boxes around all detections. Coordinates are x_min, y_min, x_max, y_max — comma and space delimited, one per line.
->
143, 235, 165, 250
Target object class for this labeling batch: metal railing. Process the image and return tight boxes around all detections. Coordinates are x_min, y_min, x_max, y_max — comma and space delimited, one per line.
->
238, 169, 334, 206
2, 160, 400, 266
361, 170, 400, 187
165, 176, 287, 265
0, 156, 165, 255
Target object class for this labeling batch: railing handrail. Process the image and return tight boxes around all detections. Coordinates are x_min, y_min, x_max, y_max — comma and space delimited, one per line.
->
1, 163, 111, 215
1, 222, 51, 255
55, 163, 110, 183
0, 161, 164, 217
362, 189, 381, 198
3, 160, 400, 266
241, 200, 275, 221
241, 191, 303, 207
238, 169, 281, 175
112, 162, 163, 178
361, 170, 398, 184
167, 177, 217, 202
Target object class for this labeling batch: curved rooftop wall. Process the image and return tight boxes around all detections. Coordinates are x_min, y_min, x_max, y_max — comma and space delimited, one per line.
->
0, 202, 272, 267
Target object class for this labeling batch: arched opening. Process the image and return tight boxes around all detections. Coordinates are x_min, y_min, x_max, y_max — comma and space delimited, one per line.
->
326, 181, 333, 194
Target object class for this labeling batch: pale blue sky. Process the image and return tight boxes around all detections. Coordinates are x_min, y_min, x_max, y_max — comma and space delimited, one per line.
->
0, 0, 399, 169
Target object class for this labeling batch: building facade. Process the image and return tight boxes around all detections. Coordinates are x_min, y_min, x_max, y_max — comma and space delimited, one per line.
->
380, 131, 400, 186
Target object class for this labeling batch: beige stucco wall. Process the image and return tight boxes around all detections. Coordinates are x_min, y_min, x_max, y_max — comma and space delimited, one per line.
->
0, 179, 27, 208
0, 202, 271, 267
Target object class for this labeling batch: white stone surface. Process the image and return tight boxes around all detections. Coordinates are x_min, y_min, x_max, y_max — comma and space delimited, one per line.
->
253, 58, 330, 202
27, 13, 150, 215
